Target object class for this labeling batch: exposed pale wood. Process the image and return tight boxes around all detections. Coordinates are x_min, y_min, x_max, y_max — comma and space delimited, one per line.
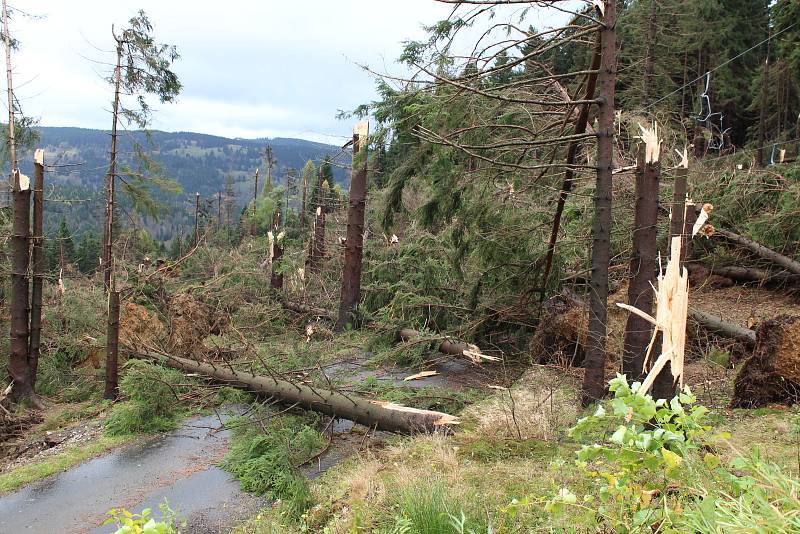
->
398, 328, 500, 363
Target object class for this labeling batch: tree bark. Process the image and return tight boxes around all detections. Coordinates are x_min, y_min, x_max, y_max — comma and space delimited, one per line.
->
103, 39, 123, 291
270, 210, 284, 290
398, 328, 497, 363
28, 150, 45, 389
714, 228, 800, 276
194, 192, 200, 246
757, 39, 770, 167
669, 167, 687, 241
642, 0, 658, 107
622, 147, 659, 382
688, 308, 756, 346
281, 300, 335, 320
104, 290, 121, 400
681, 203, 698, 265
539, 34, 602, 302
252, 168, 259, 235
133, 350, 459, 433
582, 0, 616, 406
8, 183, 32, 403
336, 123, 369, 331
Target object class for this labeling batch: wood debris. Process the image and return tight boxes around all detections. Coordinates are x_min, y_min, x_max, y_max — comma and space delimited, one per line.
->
403, 370, 439, 381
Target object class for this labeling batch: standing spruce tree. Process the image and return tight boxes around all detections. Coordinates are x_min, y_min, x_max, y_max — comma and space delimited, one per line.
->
101, 10, 181, 291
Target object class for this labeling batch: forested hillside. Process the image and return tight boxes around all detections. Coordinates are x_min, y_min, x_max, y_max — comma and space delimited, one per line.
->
9, 127, 347, 242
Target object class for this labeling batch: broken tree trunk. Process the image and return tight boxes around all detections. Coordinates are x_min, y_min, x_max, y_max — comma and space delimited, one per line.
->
281, 299, 335, 320
622, 141, 659, 382
134, 350, 458, 433
104, 290, 121, 400
336, 122, 369, 331
685, 263, 799, 286
732, 314, 800, 407
687, 308, 756, 346
582, 0, 617, 406
398, 328, 500, 363
28, 150, 45, 389
714, 228, 800, 276
8, 172, 33, 403
270, 210, 284, 290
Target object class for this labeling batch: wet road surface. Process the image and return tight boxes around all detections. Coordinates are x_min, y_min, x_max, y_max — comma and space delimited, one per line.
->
0, 412, 264, 534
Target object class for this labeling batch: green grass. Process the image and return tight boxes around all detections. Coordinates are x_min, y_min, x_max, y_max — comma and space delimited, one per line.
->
0, 434, 132, 494
388, 480, 489, 534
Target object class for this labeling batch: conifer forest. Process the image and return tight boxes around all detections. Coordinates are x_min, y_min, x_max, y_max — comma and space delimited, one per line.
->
1, 1, 800, 532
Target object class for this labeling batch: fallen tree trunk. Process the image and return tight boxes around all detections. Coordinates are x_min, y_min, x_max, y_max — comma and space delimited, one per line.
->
281, 300, 335, 320
686, 263, 800, 286
732, 315, 800, 407
715, 228, 800, 276
132, 350, 458, 433
688, 308, 756, 346
398, 328, 500, 363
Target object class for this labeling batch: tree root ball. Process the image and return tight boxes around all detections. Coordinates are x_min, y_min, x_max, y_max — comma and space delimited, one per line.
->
732, 315, 800, 407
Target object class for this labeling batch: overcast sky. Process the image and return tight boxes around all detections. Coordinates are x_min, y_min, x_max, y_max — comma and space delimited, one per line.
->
8, 1, 569, 144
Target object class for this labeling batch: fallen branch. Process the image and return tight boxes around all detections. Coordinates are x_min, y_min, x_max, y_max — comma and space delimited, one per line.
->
281, 300, 336, 321
686, 263, 800, 286
131, 349, 459, 433
688, 308, 756, 346
398, 328, 501, 363
714, 228, 800, 276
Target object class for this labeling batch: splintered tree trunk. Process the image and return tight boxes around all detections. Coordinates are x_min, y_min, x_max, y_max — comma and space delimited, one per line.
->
136, 351, 458, 433
270, 211, 284, 290
307, 208, 326, 273
102, 41, 123, 291
622, 147, 659, 382
540, 34, 602, 302
336, 122, 369, 331
681, 203, 698, 265
104, 290, 121, 400
582, 0, 616, 406
28, 150, 45, 388
8, 177, 32, 402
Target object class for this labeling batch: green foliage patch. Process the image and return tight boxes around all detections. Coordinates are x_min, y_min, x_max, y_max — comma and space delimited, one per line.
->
221, 412, 325, 521
105, 361, 191, 436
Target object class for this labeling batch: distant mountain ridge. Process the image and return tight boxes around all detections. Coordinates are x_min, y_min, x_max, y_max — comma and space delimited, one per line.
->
17, 126, 349, 241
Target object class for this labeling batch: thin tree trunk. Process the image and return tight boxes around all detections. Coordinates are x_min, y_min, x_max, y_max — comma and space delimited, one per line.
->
300, 168, 308, 230
104, 290, 120, 400
757, 37, 770, 167
103, 39, 123, 291
28, 150, 45, 389
134, 350, 458, 433
539, 34, 602, 302
642, 0, 658, 107
217, 191, 222, 227
194, 192, 200, 246
336, 123, 369, 331
270, 210, 284, 290
681, 203, 698, 265
715, 228, 800, 275
669, 167, 688, 241
622, 147, 659, 382
582, 0, 616, 406
3, 0, 15, 176
252, 168, 259, 235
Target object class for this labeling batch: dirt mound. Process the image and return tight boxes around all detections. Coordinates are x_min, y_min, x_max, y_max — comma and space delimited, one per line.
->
732, 314, 800, 407
167, 294, 228, 356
